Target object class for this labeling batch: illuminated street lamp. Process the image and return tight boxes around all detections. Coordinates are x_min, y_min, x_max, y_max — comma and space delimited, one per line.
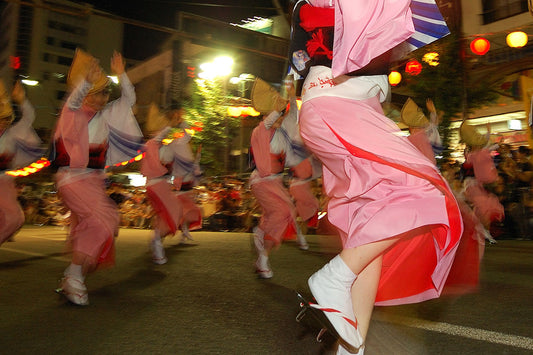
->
198, 56, 235, 173
198, 56, 234, 80
20, 79, 39, 86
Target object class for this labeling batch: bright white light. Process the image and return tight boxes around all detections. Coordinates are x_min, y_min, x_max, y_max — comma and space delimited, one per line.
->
199, 56, 234, 80
21, 79, 39, 86
127, 174, 146, 187
107, 75, 119, 84
229, 77, 241, 84
508, 119, 522, 130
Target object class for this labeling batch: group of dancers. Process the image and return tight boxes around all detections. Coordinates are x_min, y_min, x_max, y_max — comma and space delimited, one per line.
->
1, 49, 202, 306
1, 0, 503, 353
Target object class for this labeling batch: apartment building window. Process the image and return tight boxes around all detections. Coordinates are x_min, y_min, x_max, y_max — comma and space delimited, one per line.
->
48, 20, 87, 36
482, 0, 529, 24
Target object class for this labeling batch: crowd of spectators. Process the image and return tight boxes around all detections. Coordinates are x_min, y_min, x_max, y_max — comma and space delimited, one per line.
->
14, 174, 324, 234
13, 144, 533, 240
440, 144, 533, 240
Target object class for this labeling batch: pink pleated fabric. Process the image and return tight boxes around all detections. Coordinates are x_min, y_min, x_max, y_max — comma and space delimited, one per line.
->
290, 181, 319, 222
251, 178, 297, 246
56, 171, 119, 266
443, 197, 485, 295
146, 181, 183, 237
407, 128, 437, 165
331, 0, 414, 77
300, 96, 463, 306
465, 149, 498, 184
176, 191, 203, 231
463, 180, 504, 227
0, 177, 25, 244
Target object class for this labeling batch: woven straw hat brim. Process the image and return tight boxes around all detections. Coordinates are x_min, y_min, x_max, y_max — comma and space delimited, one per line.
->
251, 78, 287, 114
460, 122, 489, 148
400, 98, 429, 128
145, 103, 170, 134
67, 48, 110, 94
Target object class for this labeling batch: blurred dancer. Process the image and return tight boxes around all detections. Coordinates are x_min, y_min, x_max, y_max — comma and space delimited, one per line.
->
289, 1, 462, 353
0, 81, 42, 245
400, 98, 443, 165
142, 103, 201, 264
165, 104, 203, 244
52, 49, 143, 305
460, 122, 504, 243
401, 99, 484, 294
249, 79, 301, 278
274, 77, 321, 249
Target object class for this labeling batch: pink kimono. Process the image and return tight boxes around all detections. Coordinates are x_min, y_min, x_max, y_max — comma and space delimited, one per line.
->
250, 121, 297, 246
167, 129, 202, 231
298, 0, 463, 306
53, 73, 143, 266
272, 97, 320, 226
141, 137, 183, 237
463, 149, 504, 227
0, 100, 42, 244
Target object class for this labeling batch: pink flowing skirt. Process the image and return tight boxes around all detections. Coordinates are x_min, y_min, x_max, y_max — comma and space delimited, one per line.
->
0, 177, 25, 244
146, 180, 183, 237
57, 171, 119, 267
251, 177, 297, 246
300, 96, 462, 306
176, 191, 203, 230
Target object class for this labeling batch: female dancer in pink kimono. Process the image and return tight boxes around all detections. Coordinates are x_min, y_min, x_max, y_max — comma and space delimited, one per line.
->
141, 105, 201, 264
273, 79, 321, 249
167, 107, 203, 244
460, 123, 503, 243
0, 81, 42, 245
250, 108, 301, 279
53, 50, 143, 305
289, 1, 463, 353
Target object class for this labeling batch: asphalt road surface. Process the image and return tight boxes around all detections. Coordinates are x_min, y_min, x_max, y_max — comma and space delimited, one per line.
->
1, 226, 532, 354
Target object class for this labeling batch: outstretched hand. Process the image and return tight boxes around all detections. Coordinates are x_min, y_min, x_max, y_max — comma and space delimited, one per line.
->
426, 98, 436, 113
110, 51, 125, 75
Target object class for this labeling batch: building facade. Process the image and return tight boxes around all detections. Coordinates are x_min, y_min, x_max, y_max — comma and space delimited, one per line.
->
0, 0, 123, 134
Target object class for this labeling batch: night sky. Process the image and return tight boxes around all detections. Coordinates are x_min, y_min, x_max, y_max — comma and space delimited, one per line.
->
83, 0, 292, 60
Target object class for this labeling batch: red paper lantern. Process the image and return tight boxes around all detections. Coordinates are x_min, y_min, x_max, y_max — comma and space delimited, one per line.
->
405, 59, 422, 76
470, 37, 490, 55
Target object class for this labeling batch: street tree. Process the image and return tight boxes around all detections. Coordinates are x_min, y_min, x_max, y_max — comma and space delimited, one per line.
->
402, 33, 498, 161
185, 77, 240, 176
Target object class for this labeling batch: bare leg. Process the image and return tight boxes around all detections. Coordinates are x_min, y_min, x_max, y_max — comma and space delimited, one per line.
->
339, 237, 399, 276
351, 255, 382, 340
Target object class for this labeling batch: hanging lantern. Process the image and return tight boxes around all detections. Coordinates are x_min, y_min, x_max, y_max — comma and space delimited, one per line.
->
506, 31, 528, 48
470, 37, 490, 55
405, 59, 422, 75
422, 52, 440, 66
388, 71, 402, 86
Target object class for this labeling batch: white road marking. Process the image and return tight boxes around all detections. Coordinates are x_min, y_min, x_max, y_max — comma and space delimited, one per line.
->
375, 313, 533, 350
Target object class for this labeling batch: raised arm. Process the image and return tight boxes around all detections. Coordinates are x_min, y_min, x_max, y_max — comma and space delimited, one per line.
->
111, 51, 135, 107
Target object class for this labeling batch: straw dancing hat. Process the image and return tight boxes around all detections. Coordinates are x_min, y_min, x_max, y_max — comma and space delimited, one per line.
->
67, 48, 110, 95
459, 121, 489, 148
145, 102, 170, 135
400, 98, 429, 128
251, 78, 288, 115
0, 80, 14, 123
